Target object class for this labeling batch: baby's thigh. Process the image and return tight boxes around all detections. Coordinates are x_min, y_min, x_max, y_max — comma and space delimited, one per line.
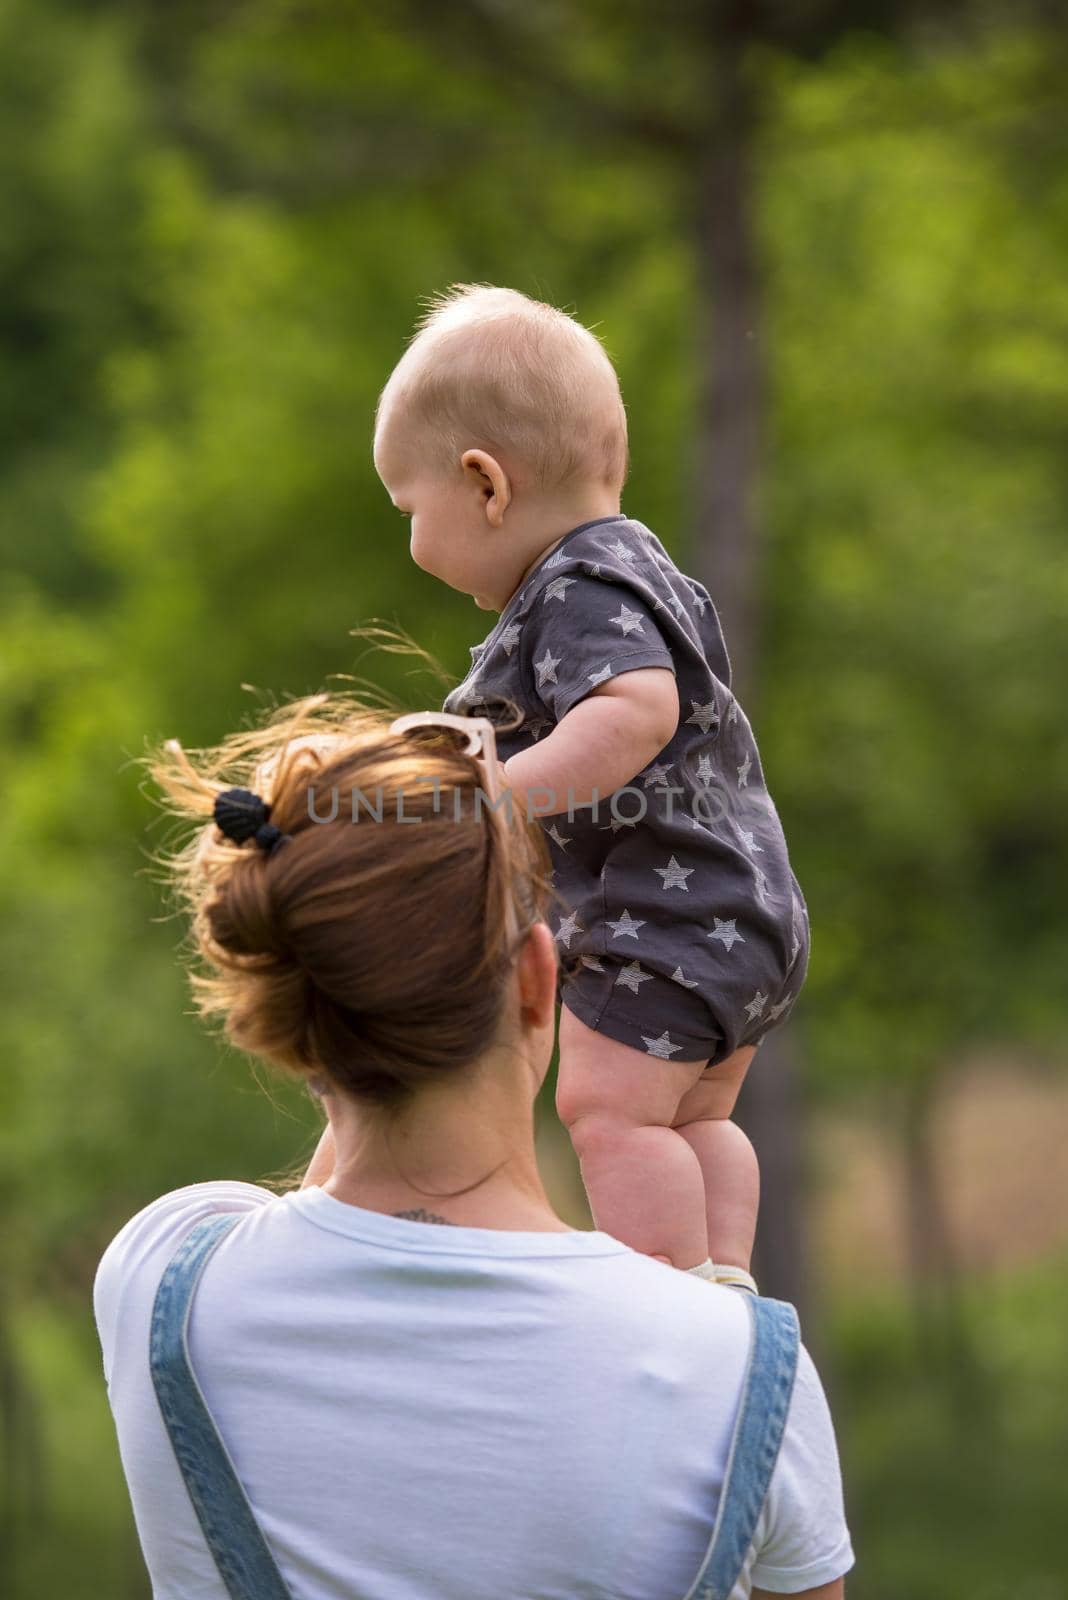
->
671, 1042, 761, 1125
555, 1004, 710, 1132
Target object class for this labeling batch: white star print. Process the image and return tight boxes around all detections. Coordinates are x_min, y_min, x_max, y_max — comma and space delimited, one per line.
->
655, 855, 694, 891
544, 576, 577, 603
586, 563, 601, 578
607, 539, 637, 564
739, 829, 763, 853
588, 664, 613, 685
554, 913, 583, 949
643, 1031, 683, 1059
686, 701, 718, 735
499, 623, 522, 656
693, 594, 709, 615
708, 918, 746, 952
544, 549, 569, 568
671, 967, 699, 989
546, 823, 571, 850
643, 761, 674, 788
600, 814, 638, 832
615, 961, 652, 994
697, 754, 714, 784
610, 604, 645, 637
727, 699, 739, 725
767, 993, 794, 1022
535, 649, 561, 687
607, 909, 645, 939
525, 719, 552, 741
790, 930, 801, 962
737, 751, 752, 788
580, 955, 605, 972
744, 991, 768, 1023
668, 594, 686, 617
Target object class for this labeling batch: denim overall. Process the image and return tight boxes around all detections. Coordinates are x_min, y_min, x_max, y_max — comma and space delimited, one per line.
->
150, 1214, 800, 1600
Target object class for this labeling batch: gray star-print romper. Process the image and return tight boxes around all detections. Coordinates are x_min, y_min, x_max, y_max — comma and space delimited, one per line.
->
443, 514, 810, 1066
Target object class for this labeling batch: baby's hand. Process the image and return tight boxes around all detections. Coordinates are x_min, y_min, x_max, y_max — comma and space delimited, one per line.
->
503, 668, 678, 819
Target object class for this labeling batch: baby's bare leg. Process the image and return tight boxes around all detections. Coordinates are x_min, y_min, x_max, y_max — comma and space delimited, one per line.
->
555, 1006, 715, 1269
671, 1046, 761, 1272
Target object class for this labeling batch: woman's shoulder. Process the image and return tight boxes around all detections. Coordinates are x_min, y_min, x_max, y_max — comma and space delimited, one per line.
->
95, 1178, 276, 1289
589, 1251, 758, 1372
747, 1338, 856, 1592
580, 1266, 854, 1589
92, 1180, 277, 1380
622, 1276, 855, 1591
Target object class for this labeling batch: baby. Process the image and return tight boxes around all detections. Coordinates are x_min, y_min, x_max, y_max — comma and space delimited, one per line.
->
373, 284, 810, 1294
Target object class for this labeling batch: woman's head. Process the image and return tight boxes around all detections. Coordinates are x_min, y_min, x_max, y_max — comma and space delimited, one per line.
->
145, 691, 555, 1117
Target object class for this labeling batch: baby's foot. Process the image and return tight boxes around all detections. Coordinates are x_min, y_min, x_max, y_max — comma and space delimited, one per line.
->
711, 1264, 759, 1296
683, 1257, 759, 1294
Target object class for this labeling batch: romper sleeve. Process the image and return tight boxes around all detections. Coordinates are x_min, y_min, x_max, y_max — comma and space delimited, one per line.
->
746, 1341, 856, 1592
523, 570, 676, 723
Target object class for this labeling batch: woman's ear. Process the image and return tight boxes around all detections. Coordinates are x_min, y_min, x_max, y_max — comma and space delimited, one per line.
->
461, 448, 511, 527
516, 920, 558, 1031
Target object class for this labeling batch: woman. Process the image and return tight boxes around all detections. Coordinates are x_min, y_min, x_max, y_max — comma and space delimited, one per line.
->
93, 691, 854, 1599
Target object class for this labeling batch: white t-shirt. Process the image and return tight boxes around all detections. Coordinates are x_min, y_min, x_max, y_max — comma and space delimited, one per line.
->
93, 1181, 855, 1599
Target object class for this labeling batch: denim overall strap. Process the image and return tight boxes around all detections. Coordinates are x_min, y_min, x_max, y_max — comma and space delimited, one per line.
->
681, 1296, 800, 1600
149, 1213, 294, 1600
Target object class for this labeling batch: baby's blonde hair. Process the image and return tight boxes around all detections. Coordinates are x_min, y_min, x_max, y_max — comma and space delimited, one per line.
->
376, 283, 629, 495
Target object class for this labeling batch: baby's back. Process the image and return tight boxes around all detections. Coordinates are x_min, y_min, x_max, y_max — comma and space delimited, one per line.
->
446, 514, 811, 1065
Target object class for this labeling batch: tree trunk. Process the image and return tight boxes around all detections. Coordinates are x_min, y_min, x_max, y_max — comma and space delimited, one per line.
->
902, 1073, 970, 1342
691, 19, 809, 1319
738, 1029, 810, 1326
692, 19, 762, 699
901, 1073, 983, 1412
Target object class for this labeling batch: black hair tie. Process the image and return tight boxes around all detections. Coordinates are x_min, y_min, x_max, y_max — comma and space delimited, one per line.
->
213, 787, 291, 858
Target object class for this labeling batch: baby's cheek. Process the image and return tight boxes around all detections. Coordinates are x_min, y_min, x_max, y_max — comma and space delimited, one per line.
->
409, 525, 442, 579
408, 525, 427, 566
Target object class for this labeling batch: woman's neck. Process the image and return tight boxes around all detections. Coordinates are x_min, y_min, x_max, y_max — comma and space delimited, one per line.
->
321, 1171, 575, 1233
305, 1070, 575, 1233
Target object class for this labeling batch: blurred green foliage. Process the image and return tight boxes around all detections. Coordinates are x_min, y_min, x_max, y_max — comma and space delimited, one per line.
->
829, 1252, 1068, 1600
1, 1, 1066, 1595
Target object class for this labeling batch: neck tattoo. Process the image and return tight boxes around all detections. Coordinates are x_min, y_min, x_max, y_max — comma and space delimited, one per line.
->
391, 1208, 457, 1226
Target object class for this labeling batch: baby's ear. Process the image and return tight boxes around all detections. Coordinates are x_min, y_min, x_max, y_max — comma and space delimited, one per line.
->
459, 448, 489, 487
461, 449, 511, 523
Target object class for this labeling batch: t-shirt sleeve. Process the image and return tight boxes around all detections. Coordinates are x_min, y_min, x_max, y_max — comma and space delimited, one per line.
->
92, 1180, 275, 1392
523, 571, 676, 721
746, 1341, 856, 1593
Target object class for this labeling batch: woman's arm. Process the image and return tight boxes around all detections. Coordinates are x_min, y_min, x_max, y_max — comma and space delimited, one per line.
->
753, 1582, 844, 1600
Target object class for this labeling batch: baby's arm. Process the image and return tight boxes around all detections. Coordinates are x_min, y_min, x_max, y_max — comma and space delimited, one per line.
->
503, 667, 678, 818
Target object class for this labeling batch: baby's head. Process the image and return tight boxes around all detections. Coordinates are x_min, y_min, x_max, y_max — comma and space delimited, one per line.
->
373, 284, 628, 611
